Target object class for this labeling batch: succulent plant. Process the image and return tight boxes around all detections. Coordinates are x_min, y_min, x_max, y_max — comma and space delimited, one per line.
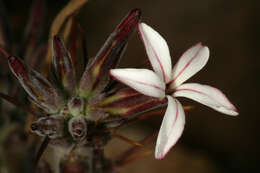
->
1, 7, 166, 172
0, 1, 238, 172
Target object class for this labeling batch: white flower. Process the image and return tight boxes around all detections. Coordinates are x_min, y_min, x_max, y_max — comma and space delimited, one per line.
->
110, 23, 238, 159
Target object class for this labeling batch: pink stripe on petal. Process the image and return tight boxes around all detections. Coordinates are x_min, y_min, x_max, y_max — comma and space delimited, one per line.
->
138, 23, 172, 83
170, 43, 209, 89
155, 96, 185, 159
173, 83, 238, 116
110, 68, 165, 98
138, 26, 165, 82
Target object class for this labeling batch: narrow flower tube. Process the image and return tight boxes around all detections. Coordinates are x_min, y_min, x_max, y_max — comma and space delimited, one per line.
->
8, 56, 63, 113
79, 9, 141, 97
52, 35, 76, 93
98, 88, 167, 116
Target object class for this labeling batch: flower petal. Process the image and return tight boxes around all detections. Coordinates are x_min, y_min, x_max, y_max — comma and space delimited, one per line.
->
138, 23, 172, 83
155, 96, 185, 159
110, 68, 165, 98
169, 43, 209, 88
173, 83, 238, 116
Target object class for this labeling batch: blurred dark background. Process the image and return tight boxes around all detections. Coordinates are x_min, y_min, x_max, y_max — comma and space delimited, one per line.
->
2, 0, 259, 172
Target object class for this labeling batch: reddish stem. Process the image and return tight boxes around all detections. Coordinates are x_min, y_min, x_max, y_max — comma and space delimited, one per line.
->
115, 131, 158, 167
0, 46, 9, 58
0, 92, 41, 117
111, 133, 143, 147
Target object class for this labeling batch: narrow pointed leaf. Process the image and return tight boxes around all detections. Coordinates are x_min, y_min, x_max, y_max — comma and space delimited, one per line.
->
155, 96, 185, 159
78, 25, 89, 68
68, 17, 89, 66
0, 92, 41, 117
138, 23, 172, 83
8, 56, 63, 113
173, 83, 238, 116
28, 43, 47, 70
169, 43, 209, 88
0, 1, 11, 50
68, 17, 77, 65
110, 68, 165, 98
67, 19, 89, 75
21, 0, 46, 59
98, 88, 166, 116
52, 35, 76, 93
79, 9, 141, 97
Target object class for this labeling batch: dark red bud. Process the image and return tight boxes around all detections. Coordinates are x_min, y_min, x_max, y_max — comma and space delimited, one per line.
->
8, 55, 63, 113
52, 35, 76, 93
115, 8, 141, 41
8, 56, 29, 80
79, 9, 141, 97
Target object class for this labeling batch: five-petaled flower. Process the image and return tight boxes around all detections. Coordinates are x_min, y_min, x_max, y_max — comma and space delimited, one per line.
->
110, 23, 238, 159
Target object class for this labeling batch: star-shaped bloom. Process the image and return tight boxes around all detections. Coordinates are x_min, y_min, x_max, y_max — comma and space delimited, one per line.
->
110, 23, 238, 159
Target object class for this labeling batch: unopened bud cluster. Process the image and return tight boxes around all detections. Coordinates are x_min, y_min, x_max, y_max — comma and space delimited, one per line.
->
7, 9, 165, 147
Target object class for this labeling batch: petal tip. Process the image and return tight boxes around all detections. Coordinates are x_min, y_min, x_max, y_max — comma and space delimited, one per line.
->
228, 106, 239, 116
155, 152, 166, 160
109, 69, 117, 77
109, 68, 166, 98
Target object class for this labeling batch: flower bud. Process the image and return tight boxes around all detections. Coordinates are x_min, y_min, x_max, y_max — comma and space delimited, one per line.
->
98, 88, 167, 116
79, 9, 141, 97
52, 35, 76, 94
68, 97, 84, 116
68, 116, 87, 142
8, 56, 63, 113
30, 115, 64, 139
